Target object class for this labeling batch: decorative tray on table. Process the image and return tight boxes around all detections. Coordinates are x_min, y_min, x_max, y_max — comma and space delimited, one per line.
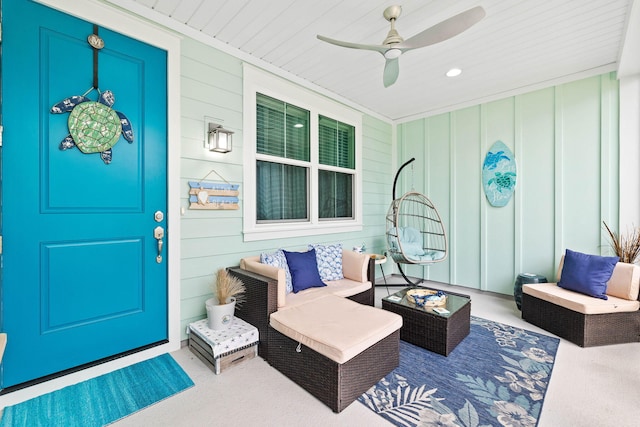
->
406, 289, 447, 307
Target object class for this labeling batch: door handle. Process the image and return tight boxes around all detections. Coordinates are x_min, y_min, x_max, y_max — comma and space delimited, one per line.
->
154, 226, 164, 263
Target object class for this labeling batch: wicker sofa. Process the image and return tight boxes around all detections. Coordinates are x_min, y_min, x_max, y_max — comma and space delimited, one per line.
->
522, 257, 640, 347
228, 249, 402, 413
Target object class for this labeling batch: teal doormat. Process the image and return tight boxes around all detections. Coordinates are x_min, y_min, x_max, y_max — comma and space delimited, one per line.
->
359, 316, 559, 427
0, 353, 193, 427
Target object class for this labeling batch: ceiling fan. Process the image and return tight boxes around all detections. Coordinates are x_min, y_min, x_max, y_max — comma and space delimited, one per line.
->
317, 5, 486, 87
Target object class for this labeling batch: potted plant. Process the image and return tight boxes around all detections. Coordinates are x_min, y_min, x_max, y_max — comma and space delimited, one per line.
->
602, 221, 640, 264
206, 268, 246, 330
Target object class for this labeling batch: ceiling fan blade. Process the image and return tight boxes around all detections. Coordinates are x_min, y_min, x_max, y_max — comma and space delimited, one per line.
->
383, 57, 399, 88
317, 34, 387, 54
398, 6, 486, 50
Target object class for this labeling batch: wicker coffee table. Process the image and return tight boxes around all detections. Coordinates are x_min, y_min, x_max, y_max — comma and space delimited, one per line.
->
382, 286, 471, 356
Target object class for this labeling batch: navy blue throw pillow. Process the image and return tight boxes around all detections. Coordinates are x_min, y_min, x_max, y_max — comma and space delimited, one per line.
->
557, 249, 619, 300
282, 249, 326, 293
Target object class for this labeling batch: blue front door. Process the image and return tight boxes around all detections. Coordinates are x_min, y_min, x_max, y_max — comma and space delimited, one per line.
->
0, 0, 168, 388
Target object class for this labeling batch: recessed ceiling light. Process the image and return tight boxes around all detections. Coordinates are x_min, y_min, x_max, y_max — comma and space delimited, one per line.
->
293, 123, 304, 128
446, 68, 462, 77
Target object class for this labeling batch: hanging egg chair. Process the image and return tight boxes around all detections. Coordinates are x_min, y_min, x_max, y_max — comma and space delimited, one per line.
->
386, 158, 448, 285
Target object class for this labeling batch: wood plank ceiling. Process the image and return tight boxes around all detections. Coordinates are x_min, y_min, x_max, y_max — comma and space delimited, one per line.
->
111, 0, 633, 121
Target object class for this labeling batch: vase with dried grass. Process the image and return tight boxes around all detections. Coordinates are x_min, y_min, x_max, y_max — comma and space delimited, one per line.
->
205, 268, 246, 330
602, 221, 640, 264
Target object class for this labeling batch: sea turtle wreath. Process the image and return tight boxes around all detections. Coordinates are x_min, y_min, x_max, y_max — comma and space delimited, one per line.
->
50, 87, 134, 165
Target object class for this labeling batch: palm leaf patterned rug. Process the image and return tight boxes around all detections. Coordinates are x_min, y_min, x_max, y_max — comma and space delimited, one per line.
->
359, 316, 559, 427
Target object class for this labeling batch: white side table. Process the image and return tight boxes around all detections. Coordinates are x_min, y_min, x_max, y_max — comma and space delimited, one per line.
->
369, 254, 388, 286
188, 317, 258, 374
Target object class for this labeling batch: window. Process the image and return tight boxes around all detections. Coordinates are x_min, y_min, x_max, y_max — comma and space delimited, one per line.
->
243, 65, 362, 241
318, 115, 355, 220
256, 93, 310, 222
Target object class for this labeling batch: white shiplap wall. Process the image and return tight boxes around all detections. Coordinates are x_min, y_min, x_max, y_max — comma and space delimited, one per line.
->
179, 38, 244, 330
179, 38, 393, 338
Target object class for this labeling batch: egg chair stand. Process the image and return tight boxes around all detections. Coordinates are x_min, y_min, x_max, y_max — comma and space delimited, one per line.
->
386, 158, 448, 285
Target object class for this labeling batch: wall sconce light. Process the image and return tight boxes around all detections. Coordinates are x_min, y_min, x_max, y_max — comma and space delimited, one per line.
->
207, 122, 234, 153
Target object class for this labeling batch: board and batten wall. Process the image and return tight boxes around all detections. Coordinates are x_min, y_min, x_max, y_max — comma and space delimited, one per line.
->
178, 38, 393, 337
395, 72, 620, 295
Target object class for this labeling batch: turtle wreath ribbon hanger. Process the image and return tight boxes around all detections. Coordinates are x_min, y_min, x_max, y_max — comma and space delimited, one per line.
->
50, 25, 134, 165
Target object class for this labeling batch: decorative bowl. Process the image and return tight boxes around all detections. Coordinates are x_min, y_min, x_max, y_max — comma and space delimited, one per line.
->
406, 289, 447, 307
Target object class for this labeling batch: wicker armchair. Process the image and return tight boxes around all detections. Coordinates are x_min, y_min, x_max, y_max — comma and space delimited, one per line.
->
228, 256, 376, 360
227, 257, 402, 413
522, 259, 640, 347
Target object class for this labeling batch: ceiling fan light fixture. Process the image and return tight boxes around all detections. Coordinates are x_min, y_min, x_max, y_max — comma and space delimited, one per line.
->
446, 68, 462, 77
316, 6, 485, 87
384, 48, 402, 59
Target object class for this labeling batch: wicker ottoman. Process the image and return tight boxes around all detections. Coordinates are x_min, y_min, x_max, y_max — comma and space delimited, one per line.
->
268, 295, 402, 412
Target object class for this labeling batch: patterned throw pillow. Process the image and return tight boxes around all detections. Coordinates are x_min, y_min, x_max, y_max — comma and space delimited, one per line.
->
260, 249, 293, 293
308, 243, 344, 281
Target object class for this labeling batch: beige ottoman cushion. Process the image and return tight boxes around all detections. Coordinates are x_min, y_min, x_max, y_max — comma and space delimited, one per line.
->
270, 294, 402, 364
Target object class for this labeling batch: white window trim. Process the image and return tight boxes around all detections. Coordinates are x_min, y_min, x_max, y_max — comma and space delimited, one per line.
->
243, 64, 363, 242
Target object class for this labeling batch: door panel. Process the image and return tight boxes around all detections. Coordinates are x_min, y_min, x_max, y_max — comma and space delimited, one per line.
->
43, 31, 144, 212
43, 239, 144, 331
1, 0, 168, 388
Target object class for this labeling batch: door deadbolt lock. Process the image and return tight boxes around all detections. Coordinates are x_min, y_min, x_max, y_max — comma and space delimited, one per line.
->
154, 210, 164, 222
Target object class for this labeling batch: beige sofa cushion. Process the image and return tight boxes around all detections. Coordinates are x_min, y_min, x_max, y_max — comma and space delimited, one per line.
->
270, 294, 402, 364
240, 255, 287, 308
284, 278, 372, 309
240, 249, 371, 308
523, 282, 640, 315
342, 250, 369, 282
605, 262, 640, 300
323, 278, 372, 298
556, 256, 640, 301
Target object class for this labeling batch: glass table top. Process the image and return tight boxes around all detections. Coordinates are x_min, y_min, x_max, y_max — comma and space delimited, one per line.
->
382, 286, 471, 317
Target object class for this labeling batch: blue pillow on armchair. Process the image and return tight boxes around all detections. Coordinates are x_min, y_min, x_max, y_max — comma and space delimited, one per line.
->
282, 249, 326, 293
557, 249, 619, 300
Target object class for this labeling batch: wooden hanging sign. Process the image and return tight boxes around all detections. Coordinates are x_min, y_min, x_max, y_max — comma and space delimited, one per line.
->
188, 180, 239, 210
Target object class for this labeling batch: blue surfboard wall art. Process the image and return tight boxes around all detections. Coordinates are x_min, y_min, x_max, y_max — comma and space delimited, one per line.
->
482, 140, 517, 207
